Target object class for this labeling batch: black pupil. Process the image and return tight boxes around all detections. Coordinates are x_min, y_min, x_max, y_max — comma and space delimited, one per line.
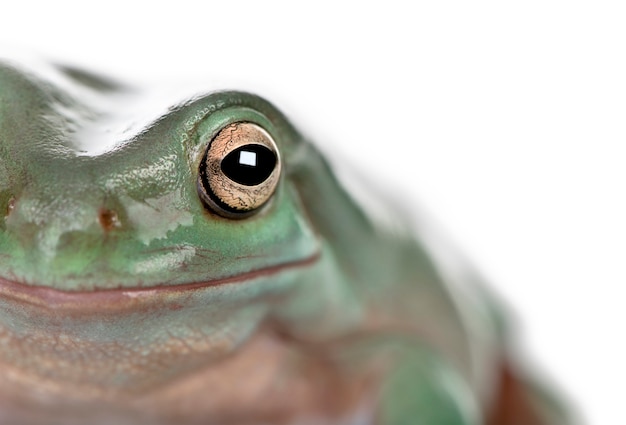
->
220, 144, 277, 186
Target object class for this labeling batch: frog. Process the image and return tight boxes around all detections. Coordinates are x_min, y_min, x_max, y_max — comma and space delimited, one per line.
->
0, 58, 573, 425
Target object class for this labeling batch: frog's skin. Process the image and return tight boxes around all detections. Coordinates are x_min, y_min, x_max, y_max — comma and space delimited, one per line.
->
0, 59, 572, 425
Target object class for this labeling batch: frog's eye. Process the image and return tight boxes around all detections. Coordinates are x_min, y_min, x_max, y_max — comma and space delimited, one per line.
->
197, 122, 281, 218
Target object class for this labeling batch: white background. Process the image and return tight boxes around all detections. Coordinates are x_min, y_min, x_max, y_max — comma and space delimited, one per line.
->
1, 2, 625, 424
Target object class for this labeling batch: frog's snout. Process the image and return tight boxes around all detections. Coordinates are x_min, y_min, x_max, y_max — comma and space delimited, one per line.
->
5, 197, 121, 233
3, 191, 122, 255
0, 191, 133, 286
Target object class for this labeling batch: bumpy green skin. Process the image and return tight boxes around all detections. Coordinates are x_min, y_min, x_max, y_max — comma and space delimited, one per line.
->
0, 60, 571, 425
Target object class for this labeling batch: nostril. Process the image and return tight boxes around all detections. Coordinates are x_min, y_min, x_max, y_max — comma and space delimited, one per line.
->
5, 196, 15, 219
98, 208, 121, 232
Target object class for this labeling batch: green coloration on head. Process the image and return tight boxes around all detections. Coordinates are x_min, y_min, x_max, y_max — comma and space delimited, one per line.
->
0, 62, 318, 291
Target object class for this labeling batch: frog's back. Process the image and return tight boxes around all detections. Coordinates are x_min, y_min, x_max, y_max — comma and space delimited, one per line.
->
271, 123, 573, 424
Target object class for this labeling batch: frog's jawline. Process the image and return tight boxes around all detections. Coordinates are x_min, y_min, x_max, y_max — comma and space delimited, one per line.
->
0, 252, 320, 312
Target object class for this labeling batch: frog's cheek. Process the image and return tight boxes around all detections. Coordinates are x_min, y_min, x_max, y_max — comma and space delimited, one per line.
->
0, 172, 318, 291
0, 181, 321, 302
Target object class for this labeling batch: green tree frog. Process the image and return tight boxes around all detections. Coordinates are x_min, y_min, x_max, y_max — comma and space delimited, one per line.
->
0, 59, 572, 425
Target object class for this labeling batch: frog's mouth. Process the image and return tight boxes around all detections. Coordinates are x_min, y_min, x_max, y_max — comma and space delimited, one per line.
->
0, 252, 320, 313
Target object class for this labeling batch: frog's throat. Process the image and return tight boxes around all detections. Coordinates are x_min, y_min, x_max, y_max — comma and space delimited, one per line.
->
0, 252, 320, 312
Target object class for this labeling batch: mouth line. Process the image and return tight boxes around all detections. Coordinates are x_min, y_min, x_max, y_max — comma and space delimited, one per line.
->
0, 252, 320, 312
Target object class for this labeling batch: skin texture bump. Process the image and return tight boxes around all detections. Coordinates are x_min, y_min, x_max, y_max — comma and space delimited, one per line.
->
0, 59, 573, 425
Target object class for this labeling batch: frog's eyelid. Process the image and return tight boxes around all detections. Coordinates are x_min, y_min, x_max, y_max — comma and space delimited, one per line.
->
197, 122, 281, 219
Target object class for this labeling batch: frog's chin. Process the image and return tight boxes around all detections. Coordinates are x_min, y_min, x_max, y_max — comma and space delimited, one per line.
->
0, 252, 320, 313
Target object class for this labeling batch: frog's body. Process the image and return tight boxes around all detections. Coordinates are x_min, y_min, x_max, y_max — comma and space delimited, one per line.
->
0, 59, 570, 425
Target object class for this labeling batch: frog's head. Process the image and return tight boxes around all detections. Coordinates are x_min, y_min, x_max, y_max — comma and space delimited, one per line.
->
0, 62, 322, 291
0, 61, 370, 395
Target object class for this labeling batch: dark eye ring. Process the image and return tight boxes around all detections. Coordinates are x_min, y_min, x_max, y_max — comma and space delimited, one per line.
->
197, 122, 281, 218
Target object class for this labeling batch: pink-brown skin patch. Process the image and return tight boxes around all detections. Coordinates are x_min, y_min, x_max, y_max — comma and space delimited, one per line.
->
0, 253, 383, 424
0, 261, 557, 424
0, 328, 378, 425
486, 364, 547, 425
